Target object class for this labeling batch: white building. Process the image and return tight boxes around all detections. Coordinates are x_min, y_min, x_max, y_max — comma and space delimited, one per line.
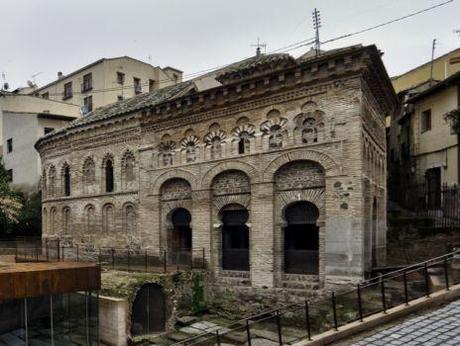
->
32, 56, 183, 114
0, 92, 80, 191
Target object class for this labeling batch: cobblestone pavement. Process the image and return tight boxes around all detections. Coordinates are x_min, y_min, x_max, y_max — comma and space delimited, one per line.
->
353, 300, 460, 346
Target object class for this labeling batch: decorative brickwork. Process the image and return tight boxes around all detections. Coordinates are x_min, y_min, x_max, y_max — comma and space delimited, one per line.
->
274, 160, 325, 191
160, 178, 192, 201
36, 45, 397, 295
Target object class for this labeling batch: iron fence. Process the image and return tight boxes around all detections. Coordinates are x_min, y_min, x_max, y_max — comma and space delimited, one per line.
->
394, 182, 460, 229
1, 240, 207, 273
174, 249, 460, 345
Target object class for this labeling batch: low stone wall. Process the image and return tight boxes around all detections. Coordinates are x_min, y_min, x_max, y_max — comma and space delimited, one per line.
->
99, 295, 129, 346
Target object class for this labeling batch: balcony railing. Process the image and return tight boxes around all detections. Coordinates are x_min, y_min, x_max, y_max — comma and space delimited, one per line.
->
2, 240, 207, 273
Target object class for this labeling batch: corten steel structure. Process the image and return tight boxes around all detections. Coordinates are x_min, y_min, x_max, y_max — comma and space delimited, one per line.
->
0, 262, 100, 345
35, 44, 397, 291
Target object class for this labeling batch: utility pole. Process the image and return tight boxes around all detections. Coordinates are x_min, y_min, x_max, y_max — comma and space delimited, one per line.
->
312, 8, 321, 56
429, 38, 437, 87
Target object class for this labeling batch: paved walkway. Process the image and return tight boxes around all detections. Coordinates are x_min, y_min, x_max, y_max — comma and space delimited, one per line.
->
354, 300, 460, 346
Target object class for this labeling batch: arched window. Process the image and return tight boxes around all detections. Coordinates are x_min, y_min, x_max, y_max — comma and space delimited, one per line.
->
85, 204, 95, 233
105, 159, 114, 192
301, 118, 318, 144
185, 142, 196, 162
83, 157, 96, 193
159, 140, 175, 166
123, 204, 137, 233
62, 207, 71, 234
50, 207, 56, 234
63, 165, 71, 196
42, 208, 48, 234
102, 204, 114, 232
48, 166, 56, 196
238, 132, 250, 154
121, 151, 135, 189
269, 125, 283, 149
41, 170, 47, 196
211, 137, 222, 159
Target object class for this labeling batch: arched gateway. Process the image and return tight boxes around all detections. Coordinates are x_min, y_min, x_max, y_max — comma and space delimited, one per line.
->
284, 202, 319, 274
221, 204, 250, 271
131, 284, 166, 335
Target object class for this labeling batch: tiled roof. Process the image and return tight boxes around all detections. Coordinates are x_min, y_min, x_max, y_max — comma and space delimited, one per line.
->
42, 81, 193, 138
216, 53, 293, 78
42, 53, 291, 137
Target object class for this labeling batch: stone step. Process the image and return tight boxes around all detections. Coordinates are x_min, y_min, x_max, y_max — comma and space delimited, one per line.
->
219, 276, 251, 286
282, 281, 319, 290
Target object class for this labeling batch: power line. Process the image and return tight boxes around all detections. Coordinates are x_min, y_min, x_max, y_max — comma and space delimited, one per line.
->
33, 0, 455, 98
321, 0, 455, 45
37, 40, 319, 97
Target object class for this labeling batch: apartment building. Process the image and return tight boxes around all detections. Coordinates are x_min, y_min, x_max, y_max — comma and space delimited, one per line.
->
387, 47, 460, 201
32, 56, 183, 114
0, 92, 80, 191
406, 72, 460, 184
392, 47, 460, 94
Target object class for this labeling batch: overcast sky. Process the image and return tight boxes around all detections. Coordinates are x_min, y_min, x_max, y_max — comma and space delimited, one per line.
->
1, 0, 459, 89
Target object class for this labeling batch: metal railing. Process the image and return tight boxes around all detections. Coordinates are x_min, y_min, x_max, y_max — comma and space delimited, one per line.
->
391, 182, 460, 229
175, 249, 460, 345
2, 241, 207, 273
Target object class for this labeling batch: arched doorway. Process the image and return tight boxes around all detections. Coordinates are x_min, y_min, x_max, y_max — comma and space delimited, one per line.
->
221, 204, 249, 271
131, 284, 166, 336
171, 208, 192, 251
284, 201, 319, 275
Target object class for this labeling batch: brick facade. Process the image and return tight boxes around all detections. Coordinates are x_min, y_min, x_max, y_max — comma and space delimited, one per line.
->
36, 45, 397, 292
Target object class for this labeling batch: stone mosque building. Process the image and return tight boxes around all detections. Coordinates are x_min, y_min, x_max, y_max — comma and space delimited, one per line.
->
35, 44, 397, 290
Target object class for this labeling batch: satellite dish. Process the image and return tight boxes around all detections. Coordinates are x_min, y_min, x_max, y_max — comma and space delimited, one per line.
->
80, 105, 89, 115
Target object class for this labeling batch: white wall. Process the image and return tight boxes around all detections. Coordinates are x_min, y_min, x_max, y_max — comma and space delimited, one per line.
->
2, 112, 40, 190
0, 94, 79, 191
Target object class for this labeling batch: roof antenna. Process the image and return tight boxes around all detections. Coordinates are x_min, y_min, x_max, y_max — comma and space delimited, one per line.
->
429, 38, 437, 87
1, 72, 9, 91
251, 37, 267, 57
312, 8, 321, 56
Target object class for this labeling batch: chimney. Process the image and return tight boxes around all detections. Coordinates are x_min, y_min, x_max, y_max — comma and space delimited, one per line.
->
57, 72, 64, 79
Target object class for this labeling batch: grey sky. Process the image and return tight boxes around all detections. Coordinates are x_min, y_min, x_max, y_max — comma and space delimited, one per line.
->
1, 0, 459, 89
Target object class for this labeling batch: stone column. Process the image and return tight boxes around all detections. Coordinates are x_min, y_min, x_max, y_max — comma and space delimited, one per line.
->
139, 196, 161, 256
250, 182, 275, 288
191, 190, 212, 268
317, 220, 326, 286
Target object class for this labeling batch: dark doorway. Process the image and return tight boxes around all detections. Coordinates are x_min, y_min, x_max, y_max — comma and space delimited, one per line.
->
131, 284, 166, 336
171, 208, 192, 251
284, 202, 319, 275
426, 167, 441, 209
221, 206, 249, 271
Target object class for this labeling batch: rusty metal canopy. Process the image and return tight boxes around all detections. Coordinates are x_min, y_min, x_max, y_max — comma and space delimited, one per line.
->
0, 262, 100, 300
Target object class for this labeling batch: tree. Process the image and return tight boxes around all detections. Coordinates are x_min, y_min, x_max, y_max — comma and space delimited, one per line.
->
444, 107, 460, 134
0, 162, 22, 225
